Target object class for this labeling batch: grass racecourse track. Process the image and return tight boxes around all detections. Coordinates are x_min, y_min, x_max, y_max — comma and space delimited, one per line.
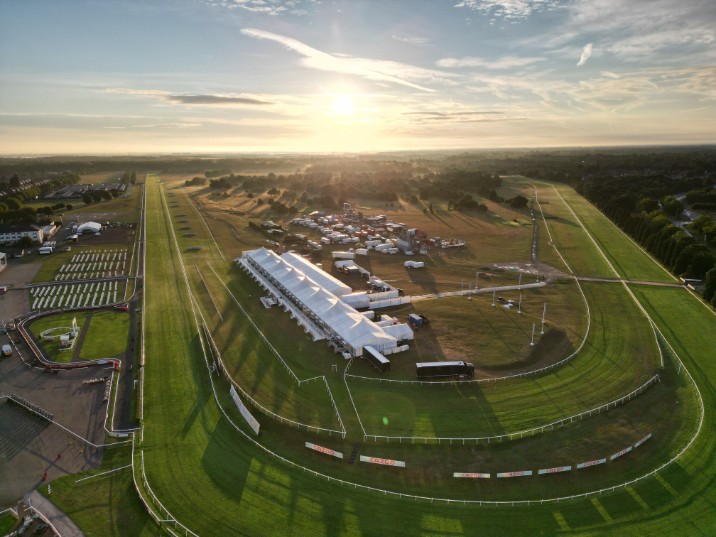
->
44, 174, 716, 536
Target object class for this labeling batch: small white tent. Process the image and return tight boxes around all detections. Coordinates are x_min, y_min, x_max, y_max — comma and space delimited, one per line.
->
77, 221, 102, 234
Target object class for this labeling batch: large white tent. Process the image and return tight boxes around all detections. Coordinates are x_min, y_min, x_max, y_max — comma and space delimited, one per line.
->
77, 221, 101, 234
280, 252, 352, 297
240, 248, 411, 357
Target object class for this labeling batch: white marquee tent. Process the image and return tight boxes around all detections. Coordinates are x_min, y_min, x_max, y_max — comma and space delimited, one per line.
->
241, 248, 411, 356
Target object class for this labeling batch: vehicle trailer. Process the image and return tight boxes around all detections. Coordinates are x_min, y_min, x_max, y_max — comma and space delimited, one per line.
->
416, 360, 474, 379
363, 345, 390, 372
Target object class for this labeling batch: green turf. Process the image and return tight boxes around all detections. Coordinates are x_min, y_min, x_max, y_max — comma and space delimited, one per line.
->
0, 513, 17, 535
27, 312, 86, 363
78, 311, 130, 360
41, 447, 161, 537
124, 174, 714, 536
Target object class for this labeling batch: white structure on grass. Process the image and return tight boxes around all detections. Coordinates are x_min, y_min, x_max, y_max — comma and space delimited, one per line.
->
238, 248, 412, 358
77, 221, 102, 234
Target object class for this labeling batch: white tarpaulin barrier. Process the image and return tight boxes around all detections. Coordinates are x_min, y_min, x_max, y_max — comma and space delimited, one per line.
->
610, 446, 633, 461
576, 458, 607, 470
634, 433, 652, 448
453, 472, 490, 479
538, 465, 572, 475
496, 470, 533, 478
360, 455, 405, 468
305, 442, 343, 459
229, 386, 260, 435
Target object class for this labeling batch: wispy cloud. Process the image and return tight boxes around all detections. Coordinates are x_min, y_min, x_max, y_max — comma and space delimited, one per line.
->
103, 88, 274, 106
455, 0, 561, 21
437, 55, 545, 69
567, 0, 716, 61
205, 0, 312, 16
391, 35, 432, 46
166, 94, 272, 105
241, 28, 455, 92
403, 110, 525, 123
577, 43, 593, 66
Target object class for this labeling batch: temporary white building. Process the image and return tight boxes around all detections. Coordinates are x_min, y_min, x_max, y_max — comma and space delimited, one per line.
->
239, 248, 410, 357
77, 221, 102, 234
281, 252, 352, 297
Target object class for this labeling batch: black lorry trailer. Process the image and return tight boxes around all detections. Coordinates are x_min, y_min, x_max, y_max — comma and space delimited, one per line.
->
415, 361, 474, 379
363, 345, 391, 372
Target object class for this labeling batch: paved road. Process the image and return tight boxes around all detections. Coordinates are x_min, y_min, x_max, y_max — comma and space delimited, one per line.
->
26, 490, 85, 537
573, 276, 683, 287
412, 281, 548, 302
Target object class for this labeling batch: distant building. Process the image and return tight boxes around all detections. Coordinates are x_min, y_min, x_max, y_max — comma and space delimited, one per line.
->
0, 252, 7, 272
0, 224, 44, 245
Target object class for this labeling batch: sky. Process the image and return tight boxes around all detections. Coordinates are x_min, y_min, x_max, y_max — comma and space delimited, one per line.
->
0, 0, 715, 155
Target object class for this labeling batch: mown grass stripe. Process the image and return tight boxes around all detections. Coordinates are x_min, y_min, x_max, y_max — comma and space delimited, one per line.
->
626, 486, 649, 510
590, 497, 613, 523
654, 473, 678, 496
553, 511, 570, 531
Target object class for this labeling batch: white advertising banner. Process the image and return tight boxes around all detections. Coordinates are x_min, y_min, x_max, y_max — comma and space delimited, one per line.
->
305, 442, 343, 459
496, 470, 533, 478
610, 446, 633, 461
576, 458, 607, 470
633, 433, 652, 449
359, 455, 405, 468
453, 472, 491, 479
229, 386, 260, 435
538, 465, 572, 475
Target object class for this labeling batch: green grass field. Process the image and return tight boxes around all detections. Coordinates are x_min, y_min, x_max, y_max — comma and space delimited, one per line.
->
51, 173, 715, 536
78, 310, 130, 360
27, 312, 86, 362
41, 447, 160, 537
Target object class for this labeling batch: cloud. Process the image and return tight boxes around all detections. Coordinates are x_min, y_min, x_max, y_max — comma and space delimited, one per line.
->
437, 55, 545, 69
241, 28, 455, 92
567, 0, 716, 61
391, 35, 432, 46
166, 94, 272, 105
577, 43, 593, 66
205, 0, 312, 16
103, 88, 273, 106
403, 110, 524, 123
454, 0, 561, 21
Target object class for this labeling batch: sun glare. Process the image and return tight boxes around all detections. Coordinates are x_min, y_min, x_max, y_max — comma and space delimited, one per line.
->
331, 94, 354, 115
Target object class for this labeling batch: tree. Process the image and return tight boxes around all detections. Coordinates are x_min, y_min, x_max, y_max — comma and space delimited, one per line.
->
13, 236, 34, 248
100, 190, 112, 201
82, 193, 93, 205
661, 195, 684, 218
509, 195, 528, 209
638, 197, 659, 213
130, 171, 137, 184
704, 268, 716, 303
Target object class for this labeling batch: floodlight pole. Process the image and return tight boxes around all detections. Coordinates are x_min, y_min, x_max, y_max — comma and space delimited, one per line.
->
476, 271, 479, 290
530, 323, 535, 346
492, 288, 496, 307
518, 273, 522, 313
541, 303, 547, 334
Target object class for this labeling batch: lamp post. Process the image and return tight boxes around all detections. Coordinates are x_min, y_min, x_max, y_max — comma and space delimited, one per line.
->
541, 303, 547, 334
530, 323, 535, 346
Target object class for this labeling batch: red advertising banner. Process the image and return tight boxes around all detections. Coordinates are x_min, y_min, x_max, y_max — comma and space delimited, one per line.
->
576, 458, 606, 469
496, 470, 533, 478
633, 432, 652, 449
453, 472, 491, 479
359, 455, 406, 468
610, 446, 633, 461
538, 465, 572, 475
305, 442, 343, 459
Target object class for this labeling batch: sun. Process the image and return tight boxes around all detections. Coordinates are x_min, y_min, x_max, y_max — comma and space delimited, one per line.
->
331, 94, 354, 115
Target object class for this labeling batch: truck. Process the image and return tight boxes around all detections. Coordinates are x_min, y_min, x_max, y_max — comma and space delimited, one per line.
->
408, 313, 430, 328
416, 361, 474, 379
1, 344, 12, 357
363, 345, 390, 373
